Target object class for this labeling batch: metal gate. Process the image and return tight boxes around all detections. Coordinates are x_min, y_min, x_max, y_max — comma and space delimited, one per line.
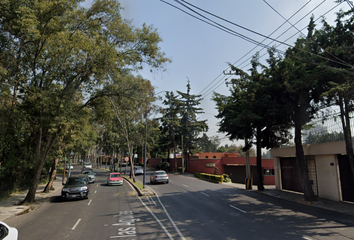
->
280, 156, 318, 195
337, 154, 354, 202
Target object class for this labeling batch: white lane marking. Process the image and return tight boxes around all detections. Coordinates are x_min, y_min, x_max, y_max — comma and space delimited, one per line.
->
71, 218, 81, 230
88, 199, 92, 206
110, 236, 136, 238
127, 180, 185, 239
303, 237, 314, 240
201, 192, 209, 197
138, 198, 173, 240
147, 196, 157, 205
149, 188, 186, 240
182, 184, 189, 188
94, 190, 97, 194
230, 205, 247, 213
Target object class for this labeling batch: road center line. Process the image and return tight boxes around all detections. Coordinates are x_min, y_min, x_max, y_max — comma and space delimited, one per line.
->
182, 184, 189, 188
230, 205, 247, 213
94, 190, 97, 194
71, 218, 81, 230
88, 199, 92, 206
201, 192, 209, 197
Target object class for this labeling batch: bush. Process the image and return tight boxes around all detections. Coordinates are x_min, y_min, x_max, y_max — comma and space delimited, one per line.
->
156, 161, 170, 171
214, 167, 220, 175
200, 173, 223, 182
222, 173, 231, 182
194, 172, 201, 178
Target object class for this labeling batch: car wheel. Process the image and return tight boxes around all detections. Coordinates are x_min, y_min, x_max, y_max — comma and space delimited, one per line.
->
166, 180, 169, 184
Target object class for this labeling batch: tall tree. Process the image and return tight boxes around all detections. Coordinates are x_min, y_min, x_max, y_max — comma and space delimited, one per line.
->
278, 17, 325, 201
315, 11, 354, 181
177, 81, 208, 170
0, 0, 169, 204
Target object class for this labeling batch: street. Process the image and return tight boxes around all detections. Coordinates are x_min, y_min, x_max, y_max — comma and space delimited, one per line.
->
4, 167, 354, 240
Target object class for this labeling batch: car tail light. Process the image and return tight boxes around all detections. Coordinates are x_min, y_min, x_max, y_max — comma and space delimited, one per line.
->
154, 176, 157, 178
166, 174, 168, 177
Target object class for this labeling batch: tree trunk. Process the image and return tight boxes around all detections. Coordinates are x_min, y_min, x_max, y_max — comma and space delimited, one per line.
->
43, 158, 59, 193
256, 126, 264, 191
22, 130, 57, 204
294, 107, 316, 202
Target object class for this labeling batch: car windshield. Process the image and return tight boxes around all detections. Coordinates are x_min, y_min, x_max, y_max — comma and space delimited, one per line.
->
67, 178, 87, 185
83, 170, 94, 175
155, 172, 166, 175
110, 174, 121, 178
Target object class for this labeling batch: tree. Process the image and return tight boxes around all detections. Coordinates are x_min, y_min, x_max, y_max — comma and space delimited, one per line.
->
213, 51, 291, 191
0, 0, 170, 204
159, 91, 180, 170
177, 81, 208, 171
314, 11, 354, 182
196, 134, 220, 152
276, 17, 325, 201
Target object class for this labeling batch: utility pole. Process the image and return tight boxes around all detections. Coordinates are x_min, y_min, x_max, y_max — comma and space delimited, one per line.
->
181, 135, 184, 174
143, 110, 147, 188
245, 138, 252, 189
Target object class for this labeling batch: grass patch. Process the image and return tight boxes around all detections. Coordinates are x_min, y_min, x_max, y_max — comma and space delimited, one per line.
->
123, 175, 144, 190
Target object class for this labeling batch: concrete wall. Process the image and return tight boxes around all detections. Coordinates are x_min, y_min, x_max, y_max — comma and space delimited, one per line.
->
315, 155, 342, 201
271, 141, 348, 201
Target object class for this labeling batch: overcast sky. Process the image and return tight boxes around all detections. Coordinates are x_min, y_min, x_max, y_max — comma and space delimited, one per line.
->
85, 0, 352, 147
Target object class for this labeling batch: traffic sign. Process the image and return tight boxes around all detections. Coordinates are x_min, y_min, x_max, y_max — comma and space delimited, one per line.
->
124, 157, 129, 162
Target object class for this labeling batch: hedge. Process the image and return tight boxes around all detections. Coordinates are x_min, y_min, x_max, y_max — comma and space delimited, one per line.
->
194, 172, 223, 183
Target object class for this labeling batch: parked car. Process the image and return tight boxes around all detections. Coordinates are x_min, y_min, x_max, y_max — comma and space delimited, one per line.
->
66, 163, 74, 170
134, 166, 144, 175
0, 221, 18, 240
84, 162, 92, 168
81, 169, 96, 183
61, 175, 90, 200
107, 172, 123, 186
150, 170, 169, 184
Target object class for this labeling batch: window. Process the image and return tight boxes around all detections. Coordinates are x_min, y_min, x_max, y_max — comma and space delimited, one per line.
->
263, 169, 275, 176
213, 156, 216, 158
205, 156, 209, 159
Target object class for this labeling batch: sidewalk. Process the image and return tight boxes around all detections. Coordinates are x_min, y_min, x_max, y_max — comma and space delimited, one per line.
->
223, 181, 354, 216
1, 173, 354, 223
0, 176, 64, 222
182, 172, 354, 216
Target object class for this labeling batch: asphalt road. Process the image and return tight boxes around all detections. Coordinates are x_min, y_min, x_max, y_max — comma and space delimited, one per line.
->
5, 167, 354, 240
136, 171, 354, 240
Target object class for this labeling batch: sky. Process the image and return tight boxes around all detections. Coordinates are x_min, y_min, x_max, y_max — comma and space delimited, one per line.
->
85, 0, 352, 148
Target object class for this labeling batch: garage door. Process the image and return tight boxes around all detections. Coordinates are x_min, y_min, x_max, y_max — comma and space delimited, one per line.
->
338, 154, 354, 202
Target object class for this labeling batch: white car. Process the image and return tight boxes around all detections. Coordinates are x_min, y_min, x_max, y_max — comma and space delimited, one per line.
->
0, 221, 18, 240
134, 166, 144, 175
84, 162, 92, 168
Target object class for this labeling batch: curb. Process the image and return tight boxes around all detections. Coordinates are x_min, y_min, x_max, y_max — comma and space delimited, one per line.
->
123, 177, 154, 197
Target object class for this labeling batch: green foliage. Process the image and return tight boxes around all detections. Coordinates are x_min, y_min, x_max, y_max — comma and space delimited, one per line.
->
156, 161, 170, 172
222, 174, 231, 182
0, 0, 170, 202
214, 167, 220, 175
199, 173, 223, 183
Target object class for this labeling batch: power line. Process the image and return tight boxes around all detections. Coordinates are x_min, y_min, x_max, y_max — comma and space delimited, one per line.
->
175, 0, 353, 68
200, 1, 340, 98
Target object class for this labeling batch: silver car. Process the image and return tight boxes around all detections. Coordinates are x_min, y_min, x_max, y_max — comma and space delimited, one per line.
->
82, 169, 96, 183
150, 170, 169, 184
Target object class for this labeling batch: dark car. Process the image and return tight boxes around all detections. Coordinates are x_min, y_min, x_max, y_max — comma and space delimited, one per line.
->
61, 175, 90, 200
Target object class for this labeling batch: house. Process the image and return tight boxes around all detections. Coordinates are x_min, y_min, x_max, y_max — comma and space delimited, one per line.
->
270, 140, 354, 202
